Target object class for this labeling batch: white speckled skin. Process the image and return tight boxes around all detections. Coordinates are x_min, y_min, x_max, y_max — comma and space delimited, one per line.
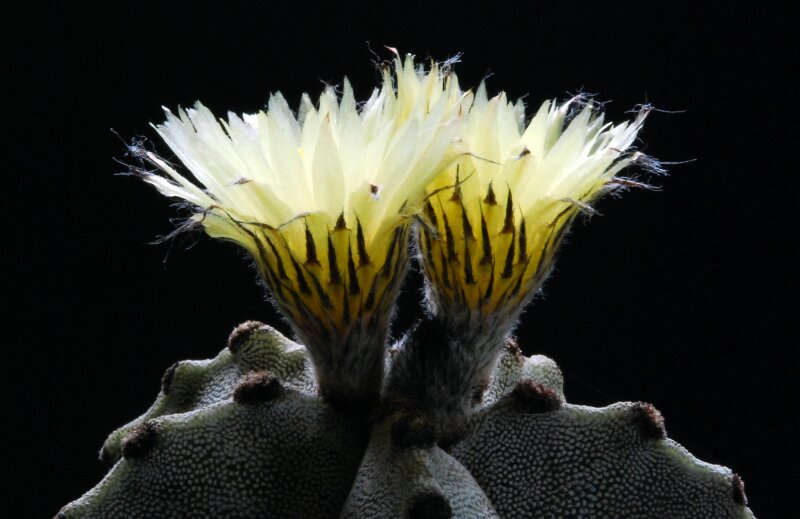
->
342, 418, 500, 518
58, 323, 755, 518
453, 402, 754, 518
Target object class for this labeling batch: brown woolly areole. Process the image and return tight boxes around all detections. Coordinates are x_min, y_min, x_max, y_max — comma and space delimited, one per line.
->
511, 380, 563, 413
407, 490, 453, 519
120, 421, 159, 460
630, 402, 667, 440
227, 320, 266, 354
233, 371, 283, 405
160, 361, 179, 395
732, 473, 748, 506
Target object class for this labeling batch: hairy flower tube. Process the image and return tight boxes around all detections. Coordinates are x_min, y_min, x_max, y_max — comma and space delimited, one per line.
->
139, 56, 466, 406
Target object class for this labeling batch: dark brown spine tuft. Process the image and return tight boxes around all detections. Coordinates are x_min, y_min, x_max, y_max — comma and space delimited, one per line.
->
732, 473, 748, 506
233, 371, 283, 405
511, 380, 562, 413
227, 320, 266, 354
121, 421, 159, 460
630, 402, 666, 440
407, 490, 453, 519
99, 446, 115, 467
161, 361, 180, 395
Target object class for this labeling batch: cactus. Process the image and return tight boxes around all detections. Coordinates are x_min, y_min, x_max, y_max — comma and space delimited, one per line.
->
59, 323, 753, 518
58, 54, 755, 517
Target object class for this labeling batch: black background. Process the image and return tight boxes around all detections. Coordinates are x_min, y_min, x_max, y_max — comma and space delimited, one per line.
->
8, 3, 796, 518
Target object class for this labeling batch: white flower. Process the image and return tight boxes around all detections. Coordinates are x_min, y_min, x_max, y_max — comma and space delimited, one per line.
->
421, 87, 652, 336
383, 88, 655, 430
137, 54, 655, 407
140, 55, 467, 404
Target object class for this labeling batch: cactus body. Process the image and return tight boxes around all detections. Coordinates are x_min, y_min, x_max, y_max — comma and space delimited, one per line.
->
58, 322, 753, 518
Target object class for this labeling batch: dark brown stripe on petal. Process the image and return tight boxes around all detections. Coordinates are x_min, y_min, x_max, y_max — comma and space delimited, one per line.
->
518, 217, 528, 262
305, 223, 320, 266
251, 236, 280, 293
442, 213, 458, 261
482, 263, 495, 303
327, 235, 342, 285
356, 218, 371, 266
235, 225, 288, 301
424, 199, 439, 231
484, 181, 497, 205
463, 241, 475, 285
449, 167, 462, 202
439, 248, 451, 288
289, 254, 311, 294
307, 269, 333, 309
261, 257, 283, 298
265, 235, 288, 279
480, 213, 492, 265
501, 229, 516, 278
335, 211, 347, 231
461, 204, 474, 241
347, 244, 360, 295
501, 189, 515, 234
229, 219, 270, 272
289, 290, 312, 323
249, 232, 270, 268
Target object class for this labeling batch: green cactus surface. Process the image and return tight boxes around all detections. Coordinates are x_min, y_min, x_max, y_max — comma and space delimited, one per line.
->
58, 322, 754, 518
